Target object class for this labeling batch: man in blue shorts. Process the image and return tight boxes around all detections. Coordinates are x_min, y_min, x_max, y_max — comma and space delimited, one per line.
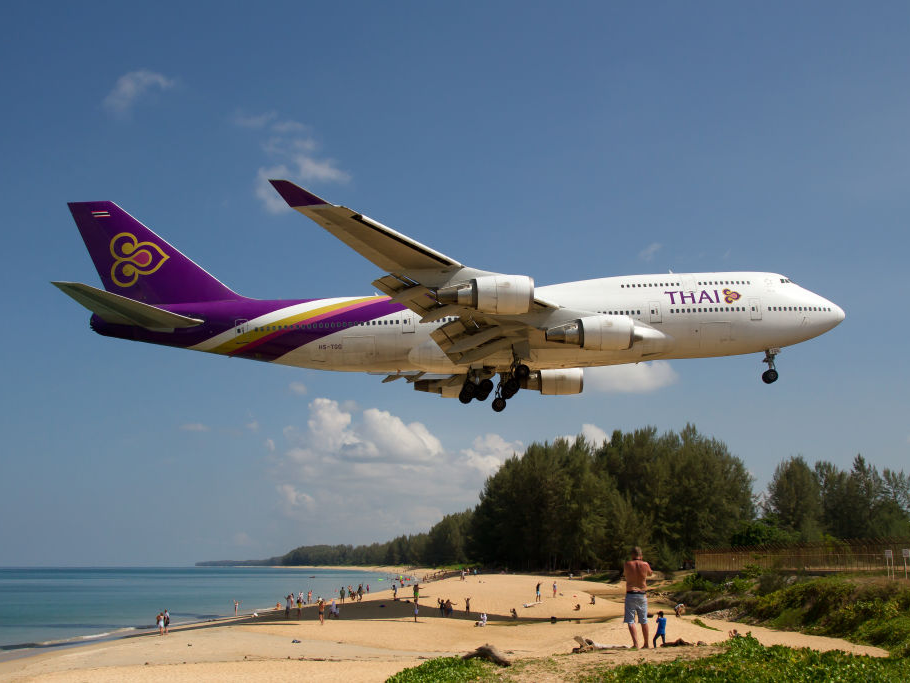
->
623, 546, 653, 648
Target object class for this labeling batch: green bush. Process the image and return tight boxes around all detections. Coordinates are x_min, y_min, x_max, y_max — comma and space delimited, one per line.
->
386, 657, 495, 683
583, 635, 910, 682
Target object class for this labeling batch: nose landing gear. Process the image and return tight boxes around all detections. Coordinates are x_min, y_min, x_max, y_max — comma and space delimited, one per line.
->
762, 348, 780, 384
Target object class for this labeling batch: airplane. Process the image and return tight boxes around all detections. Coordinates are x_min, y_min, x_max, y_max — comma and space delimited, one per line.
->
54, 180, 845, 412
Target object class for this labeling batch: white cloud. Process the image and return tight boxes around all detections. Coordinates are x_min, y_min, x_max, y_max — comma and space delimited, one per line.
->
580, 423, 609, 445
266, 398, 494, 537
180, 422, 210, 432
289, 381, 308, 396
277, 483, 317, 518
237, 112, 350, 213
265, 438, 276, 452
460, 434, 523, 476
584, 361, 679, 393
233, 111, 277, 128
246, 420, 260, 432
638, 242, 662, 262
103, 70, 175, 116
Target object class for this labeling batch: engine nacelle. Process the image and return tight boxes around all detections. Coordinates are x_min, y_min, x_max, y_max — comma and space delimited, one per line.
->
436, 275, 534, 315
520, 368, 584, 395
545, 314, 634, 351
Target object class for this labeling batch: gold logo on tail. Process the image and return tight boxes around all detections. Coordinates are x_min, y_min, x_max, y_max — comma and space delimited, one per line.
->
109, 232, 169, 288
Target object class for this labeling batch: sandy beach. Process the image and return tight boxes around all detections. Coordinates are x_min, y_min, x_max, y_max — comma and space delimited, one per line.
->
0, 571, 887, 682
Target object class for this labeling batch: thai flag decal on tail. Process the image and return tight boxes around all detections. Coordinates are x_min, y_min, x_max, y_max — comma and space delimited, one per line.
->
91, 210, 110, 218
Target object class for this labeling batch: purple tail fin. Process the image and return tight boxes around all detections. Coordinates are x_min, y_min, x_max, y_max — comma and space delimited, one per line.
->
68, 201, 240, 305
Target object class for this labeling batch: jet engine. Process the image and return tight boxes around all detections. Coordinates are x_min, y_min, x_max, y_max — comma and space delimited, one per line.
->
436, 275, 534, 315
520, 368, 584, 395
545, 314, 634, 351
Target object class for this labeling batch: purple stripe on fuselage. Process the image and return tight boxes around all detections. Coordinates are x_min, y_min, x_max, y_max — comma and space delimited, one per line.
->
230, 298, 381, 357
88, 297, 413, 363
230, 299, 407, 363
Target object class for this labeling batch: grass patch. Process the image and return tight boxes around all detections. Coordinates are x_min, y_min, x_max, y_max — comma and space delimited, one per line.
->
691, 617, 720, 631
580, 635, 910, 683
386, 656, 497, 683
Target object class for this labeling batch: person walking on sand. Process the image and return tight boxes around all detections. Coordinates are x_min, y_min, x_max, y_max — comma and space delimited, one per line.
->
413, 600, 419, 622
163, 609, 170, 634
285, 594, 293, 619
465, 596, 471, 613
623, 546, 653, 648
535, 582, 541, 602
156, 611, 164, 635
393, 583, 398, 600
318, 598, 325, 625
413, 583, 419, 600
552, 581, 557, 598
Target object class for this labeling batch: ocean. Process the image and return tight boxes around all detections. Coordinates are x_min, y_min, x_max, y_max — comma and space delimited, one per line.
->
0, 566, 403, 656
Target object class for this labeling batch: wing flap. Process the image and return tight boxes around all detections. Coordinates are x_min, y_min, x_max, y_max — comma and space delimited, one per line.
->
52, 281, 204, 330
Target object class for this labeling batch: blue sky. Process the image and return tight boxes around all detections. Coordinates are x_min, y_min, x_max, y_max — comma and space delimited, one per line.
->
2, 1, 908, 566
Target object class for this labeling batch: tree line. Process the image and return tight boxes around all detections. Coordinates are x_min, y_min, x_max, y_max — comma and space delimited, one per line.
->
201, 426, 910, 571
734, 453, 910, 546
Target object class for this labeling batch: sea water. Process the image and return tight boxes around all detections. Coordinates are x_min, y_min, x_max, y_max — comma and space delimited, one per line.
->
0, 566, 401, 655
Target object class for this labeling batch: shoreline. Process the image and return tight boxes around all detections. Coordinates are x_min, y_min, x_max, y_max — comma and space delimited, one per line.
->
0, 572, 888, 682
0, 565, 408, 662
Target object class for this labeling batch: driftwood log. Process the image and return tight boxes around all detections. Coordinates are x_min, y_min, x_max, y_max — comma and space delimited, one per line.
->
463, 644, 511, 667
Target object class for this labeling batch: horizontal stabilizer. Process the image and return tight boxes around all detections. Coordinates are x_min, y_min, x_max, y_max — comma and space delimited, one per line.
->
52, 282, 204, 330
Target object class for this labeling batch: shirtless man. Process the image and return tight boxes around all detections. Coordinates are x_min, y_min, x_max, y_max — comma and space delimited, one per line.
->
623, 546, 653, 648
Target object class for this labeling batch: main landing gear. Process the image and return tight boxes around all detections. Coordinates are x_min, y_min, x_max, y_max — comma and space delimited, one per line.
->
460, 361, 531, 412
491, 361, 530, 413
761, 348, 780, 384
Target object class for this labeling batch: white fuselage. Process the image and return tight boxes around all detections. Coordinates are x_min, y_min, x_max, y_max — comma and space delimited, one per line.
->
265, 272, 843, 374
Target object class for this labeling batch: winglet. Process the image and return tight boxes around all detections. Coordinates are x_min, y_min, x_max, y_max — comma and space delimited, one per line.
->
268, 180, 331, 208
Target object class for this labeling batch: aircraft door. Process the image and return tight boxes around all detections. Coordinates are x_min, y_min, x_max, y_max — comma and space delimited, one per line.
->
749, 298, 762, 321
402, 313, 415, 334
234, 318, 249, 341
648, 301, 662, 323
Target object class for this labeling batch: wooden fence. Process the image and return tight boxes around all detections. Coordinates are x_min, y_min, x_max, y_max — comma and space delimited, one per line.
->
695, 538, 910, 575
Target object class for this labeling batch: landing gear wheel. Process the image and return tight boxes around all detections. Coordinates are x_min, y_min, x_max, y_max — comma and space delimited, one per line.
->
459, 381, 476, 403
761, 348, 780, 385
491, 396, 507, 412
514, 363, 531, 380
501, 377, 520, 398
475, 378, 494, 402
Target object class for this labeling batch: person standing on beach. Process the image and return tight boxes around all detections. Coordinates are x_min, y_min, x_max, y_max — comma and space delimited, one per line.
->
623, 546, 653, 648
285, 594, 293, 619
413, 600, 419, 622
552, 581, 557, 598
393, 583, 398, 600
653, 610, 667, 647
465, 596, 471, 613
535, 582, 541, 602
413, 583, 419, 600
156, 612, 164, 635
318, 598, 325, 625
163, 609, 170, 634
233, 600, 240, 616
340, 586, 345, 604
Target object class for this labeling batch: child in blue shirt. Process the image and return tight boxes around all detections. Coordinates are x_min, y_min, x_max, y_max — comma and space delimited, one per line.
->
653, 610, 667, 647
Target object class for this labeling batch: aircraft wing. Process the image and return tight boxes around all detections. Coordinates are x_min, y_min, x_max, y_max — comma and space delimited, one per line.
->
269, 180, 588, 366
